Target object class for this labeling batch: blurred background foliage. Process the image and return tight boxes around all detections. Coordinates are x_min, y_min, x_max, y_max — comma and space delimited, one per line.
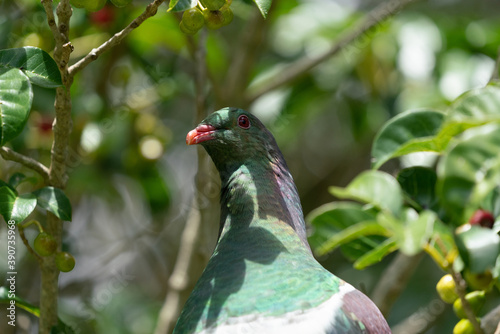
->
1, 0, 500, 333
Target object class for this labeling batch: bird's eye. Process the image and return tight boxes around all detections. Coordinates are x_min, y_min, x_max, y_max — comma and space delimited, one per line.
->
237, 115, 251, 129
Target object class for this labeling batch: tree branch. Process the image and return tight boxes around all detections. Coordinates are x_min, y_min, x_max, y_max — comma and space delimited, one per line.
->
40, 0, 64, 44
0, 146, 50, 182
371, 252, 424, 316
482, 303, 500, 334
392, 298, 449, 334
68, 0, 165, 77
245, 0, 420, 103
488, 46, 500, 84
154, 30, 210, 334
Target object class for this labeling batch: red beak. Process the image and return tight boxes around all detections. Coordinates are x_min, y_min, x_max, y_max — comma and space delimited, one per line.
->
186, 124, 217, 145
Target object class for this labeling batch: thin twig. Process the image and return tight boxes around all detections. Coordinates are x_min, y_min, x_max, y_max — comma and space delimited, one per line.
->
0, 146, 50, 182
68, 0, 165, 77
371, 252, 424, 316
40, 0, 64, 44
451, 271, 484, 334
153, 30, 210, 334
18, 226, 43, 263
488, 46, 500, 84
246, 0, 419, 103
482, 303, 500, 334
392, 298, 449, 334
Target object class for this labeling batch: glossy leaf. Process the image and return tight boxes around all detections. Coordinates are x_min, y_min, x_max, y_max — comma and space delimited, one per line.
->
168, 0, 197, 12
308, 202, 385, 260
397, 167, 438, 210
314, 220, 388, 256
0, 47, 62, 88
33, 187, 72, 221
455, 225, 500, 273
0, 186, 16, 223
330, 170, 403, 216
353, 238, 398, 270
437, 123, 500, 223
371, 109, 445, 169
0, 67, 33, 145
0, 186, 37, 223
446, 84, 500, 124
253, 0, 272, 17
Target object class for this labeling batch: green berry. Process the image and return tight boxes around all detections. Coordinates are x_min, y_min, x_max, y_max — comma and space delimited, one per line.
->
56, 252, 76, 272
181, 8, 205, 33
453, 318, 480, 334
436, 274, 459, 304
201, 0, 226, 11
464, 270, 494, 291
204, 10, 225, 30
220, 7, 233, 26
34, 232, 57, 257
453, 290, 486, 319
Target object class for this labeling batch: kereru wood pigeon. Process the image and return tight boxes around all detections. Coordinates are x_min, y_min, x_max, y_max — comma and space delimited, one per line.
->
175, 107, 391, 334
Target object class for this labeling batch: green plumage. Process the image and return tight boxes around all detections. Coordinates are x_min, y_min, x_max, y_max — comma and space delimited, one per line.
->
175, 108, 390, 334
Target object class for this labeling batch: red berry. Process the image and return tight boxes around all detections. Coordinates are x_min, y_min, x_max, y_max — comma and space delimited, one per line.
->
90, 6, 115, 28
469, 209, 495, 229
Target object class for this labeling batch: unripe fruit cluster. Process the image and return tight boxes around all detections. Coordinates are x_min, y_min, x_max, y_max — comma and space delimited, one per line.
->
436, 274, 487, 334
179, 0, 233, 35
33, 231, 76, 272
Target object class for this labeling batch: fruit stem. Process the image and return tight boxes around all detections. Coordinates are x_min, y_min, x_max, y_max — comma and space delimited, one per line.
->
450, 271, 484, 334
19, 219, 44, 233
18, 225, 43, 262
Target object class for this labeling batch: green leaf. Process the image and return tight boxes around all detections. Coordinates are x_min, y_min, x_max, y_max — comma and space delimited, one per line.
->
437, 123, 500, 223
378, 209, 436, 255
253, 0, 272, 18
33, 187, 72, 221
353, 238, 398, 270
307, 202, 385, 260
11, 193, 37, 223
330, 170, 403, 216
0, 186, 16, 223
0, 186, 37, 223
8, 172, 27, 188
0, 67, 33, 145
397, 167, 438, 210
0, 47, 62, 88
314, 220, 389, 257
168, 0, 197, 12
0, 286, 75, 334
446, 84, 500, 124
371, 109, 445, 169
455, 225, 500, 273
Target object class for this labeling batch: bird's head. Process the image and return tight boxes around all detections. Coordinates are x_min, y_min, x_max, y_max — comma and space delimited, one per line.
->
186, 107, 281, 169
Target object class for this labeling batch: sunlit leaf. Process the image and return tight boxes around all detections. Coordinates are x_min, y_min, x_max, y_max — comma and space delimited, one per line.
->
307, 202, 385, 260
455, 225, 500, 273
0, 67, 33, 145
253, 0, 272, 18
314, 221, 388, 257
0, 186, 36, 223
371, 109, 445, 169
168, 0, 197, 12
437, 123, 500, 223
330, 170, 403, 216
353, 238, 398, 270
0, 47, 62, 88
33, 187, 72, 221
